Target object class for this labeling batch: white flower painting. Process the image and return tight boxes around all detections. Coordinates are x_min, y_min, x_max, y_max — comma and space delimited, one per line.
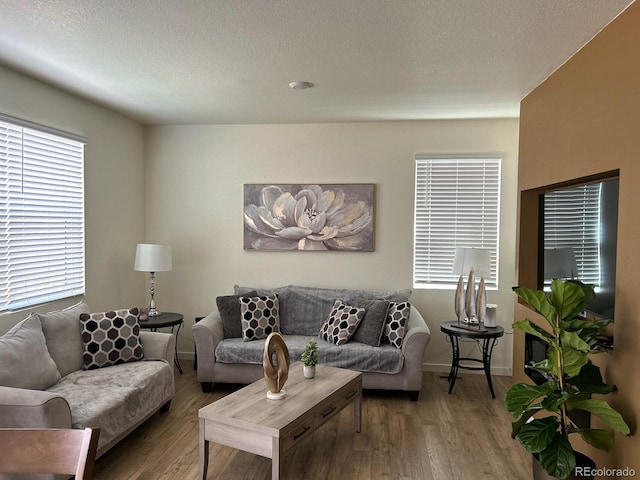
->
243, 184, 374, 251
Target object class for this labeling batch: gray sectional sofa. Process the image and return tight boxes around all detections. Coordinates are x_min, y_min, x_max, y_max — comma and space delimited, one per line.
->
192, 285, 430, 400
0, 302, 175, 467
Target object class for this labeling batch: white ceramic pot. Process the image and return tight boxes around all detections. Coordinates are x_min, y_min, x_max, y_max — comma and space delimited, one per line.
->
303, 365, 316, 379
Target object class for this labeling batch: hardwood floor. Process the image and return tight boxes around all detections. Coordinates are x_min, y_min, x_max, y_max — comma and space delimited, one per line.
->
93, 362, 531, 479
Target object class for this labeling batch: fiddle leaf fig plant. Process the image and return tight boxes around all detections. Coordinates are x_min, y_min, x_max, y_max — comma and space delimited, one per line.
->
505, 279, 630, 479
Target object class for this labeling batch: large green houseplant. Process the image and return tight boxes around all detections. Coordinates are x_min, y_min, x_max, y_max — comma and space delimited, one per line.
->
505, 279, 630, 479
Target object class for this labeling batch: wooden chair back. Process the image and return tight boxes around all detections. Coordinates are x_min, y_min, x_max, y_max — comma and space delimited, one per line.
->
0, 427, 100, 479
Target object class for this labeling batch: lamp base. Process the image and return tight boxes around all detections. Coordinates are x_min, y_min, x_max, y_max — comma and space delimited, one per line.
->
149, 308, 162, 317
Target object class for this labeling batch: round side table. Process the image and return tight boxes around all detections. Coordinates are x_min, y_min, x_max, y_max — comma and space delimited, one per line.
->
139, 312, 184, 374
440, 321, 504, 398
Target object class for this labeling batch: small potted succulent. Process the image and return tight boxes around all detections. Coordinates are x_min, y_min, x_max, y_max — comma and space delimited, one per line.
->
301, 339, 318, 378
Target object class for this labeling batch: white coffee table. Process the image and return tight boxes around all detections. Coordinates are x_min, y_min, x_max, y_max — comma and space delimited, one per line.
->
198, 363, 362, 480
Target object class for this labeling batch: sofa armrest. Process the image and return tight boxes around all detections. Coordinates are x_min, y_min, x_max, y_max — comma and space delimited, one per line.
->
0, 385, 72, 428
401, 305, 431, 366
140, 331, 176, 373
192, 309, 224, 384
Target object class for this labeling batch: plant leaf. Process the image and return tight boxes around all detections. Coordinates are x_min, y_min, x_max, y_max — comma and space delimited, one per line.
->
550, 280, 594, 321
567, 398, 630, 435
563, 318, 610, 332
510, 405, 543, 438
559, 346, 589, 378
538, 434, 576, 479
540, 392, 570, 413
567, 361, 615, 394
514, 287, 556, 326
504, 382, 555, 417
512, 319, 554, 344
579, 429, 615, 451
560, 330, 590, 353
517, 417, 559, 453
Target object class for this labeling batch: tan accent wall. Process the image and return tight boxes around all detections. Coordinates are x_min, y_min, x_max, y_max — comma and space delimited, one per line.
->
516, 0, 639, 470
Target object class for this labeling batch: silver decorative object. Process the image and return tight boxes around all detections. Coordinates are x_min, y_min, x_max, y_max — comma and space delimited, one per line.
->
477, 277, 487, 324
464, 267, 476, 322
455, 275, 466, 322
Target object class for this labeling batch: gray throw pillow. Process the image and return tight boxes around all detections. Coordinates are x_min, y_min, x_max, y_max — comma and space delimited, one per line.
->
351, 298, 390, 347
0, 313, 61, 390
217, 290, 257, 338
38, 301, 90, 377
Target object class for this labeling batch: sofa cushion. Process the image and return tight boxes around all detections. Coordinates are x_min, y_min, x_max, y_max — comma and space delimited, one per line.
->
215, 335, 405, 374
38, 301, 91, 377
216, 291, 257, 339
383, 302, 411, 348
239, 295, 280, 341
46, 360, 174, 452
80, 308, 144, 370
0, 314, 61, 390
234, 284, 412, 336
319, 301, 365, 346
351, 298, 390, 347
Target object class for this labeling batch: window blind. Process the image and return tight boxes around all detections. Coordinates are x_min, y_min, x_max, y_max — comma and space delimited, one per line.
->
413, 156, 501, 288
0, 120, 85, 311
543, 183, 601, 288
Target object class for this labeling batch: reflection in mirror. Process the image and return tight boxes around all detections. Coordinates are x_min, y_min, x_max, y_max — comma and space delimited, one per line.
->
541, 178, 619, 321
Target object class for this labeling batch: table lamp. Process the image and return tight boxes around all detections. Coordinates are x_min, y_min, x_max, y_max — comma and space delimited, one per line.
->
134, 243, 172, 317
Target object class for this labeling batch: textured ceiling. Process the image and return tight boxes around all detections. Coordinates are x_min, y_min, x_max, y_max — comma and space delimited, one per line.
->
0, 0, 633, 125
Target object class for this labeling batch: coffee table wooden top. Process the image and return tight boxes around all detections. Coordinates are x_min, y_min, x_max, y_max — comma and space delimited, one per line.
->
198, 363, 361, 436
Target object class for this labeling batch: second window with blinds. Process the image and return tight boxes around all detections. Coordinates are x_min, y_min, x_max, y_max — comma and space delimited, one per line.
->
413, 155, 501, 289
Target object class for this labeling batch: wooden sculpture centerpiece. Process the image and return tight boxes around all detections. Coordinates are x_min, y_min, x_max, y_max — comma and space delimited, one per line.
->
263, 332, 291, 400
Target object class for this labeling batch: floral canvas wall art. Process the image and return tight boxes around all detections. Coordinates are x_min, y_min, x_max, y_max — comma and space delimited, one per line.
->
244, 184, 374, 251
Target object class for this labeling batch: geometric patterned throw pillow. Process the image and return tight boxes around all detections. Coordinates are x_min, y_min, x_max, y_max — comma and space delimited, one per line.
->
239, 295, 280, 342
80, 307, 144, 370
319, 300, 365, 346
382, 302, 411, 349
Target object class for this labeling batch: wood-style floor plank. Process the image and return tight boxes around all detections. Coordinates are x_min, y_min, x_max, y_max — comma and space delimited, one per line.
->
92, 362, 530, 479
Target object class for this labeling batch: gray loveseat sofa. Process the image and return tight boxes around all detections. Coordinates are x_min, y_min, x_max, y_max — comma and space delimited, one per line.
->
193, 285, 430, 400
0, 302, 175, 464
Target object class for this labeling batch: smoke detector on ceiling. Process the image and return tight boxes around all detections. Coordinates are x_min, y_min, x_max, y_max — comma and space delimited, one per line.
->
289, 81, 314, 90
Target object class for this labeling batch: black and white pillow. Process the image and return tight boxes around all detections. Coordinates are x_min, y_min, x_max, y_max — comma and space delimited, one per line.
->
382, 302, 411, 348
80, 308, 143, 370
239, 295, 280, 341
319, 300, 365, 346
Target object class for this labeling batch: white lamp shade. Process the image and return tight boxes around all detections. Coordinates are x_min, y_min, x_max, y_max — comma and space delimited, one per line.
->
544, 247, 577, 279
134, 244, 172, 272
452, 247, 491, 277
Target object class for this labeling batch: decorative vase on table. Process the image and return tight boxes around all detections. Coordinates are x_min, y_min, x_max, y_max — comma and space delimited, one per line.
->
303, 365, 316, 379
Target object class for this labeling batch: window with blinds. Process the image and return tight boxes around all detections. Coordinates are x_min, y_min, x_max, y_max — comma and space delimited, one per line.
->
413, 156, 501, 289
0, 117, 85, 311
543, 183, 601, 289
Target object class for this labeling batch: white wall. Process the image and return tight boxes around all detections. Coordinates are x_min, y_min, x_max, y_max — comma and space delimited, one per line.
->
0, 65, 146, 334
144, 119, 519, 374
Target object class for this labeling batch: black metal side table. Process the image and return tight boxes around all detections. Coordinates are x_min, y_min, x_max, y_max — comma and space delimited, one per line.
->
440, 321, 504, 398
139, 312, 184, 374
